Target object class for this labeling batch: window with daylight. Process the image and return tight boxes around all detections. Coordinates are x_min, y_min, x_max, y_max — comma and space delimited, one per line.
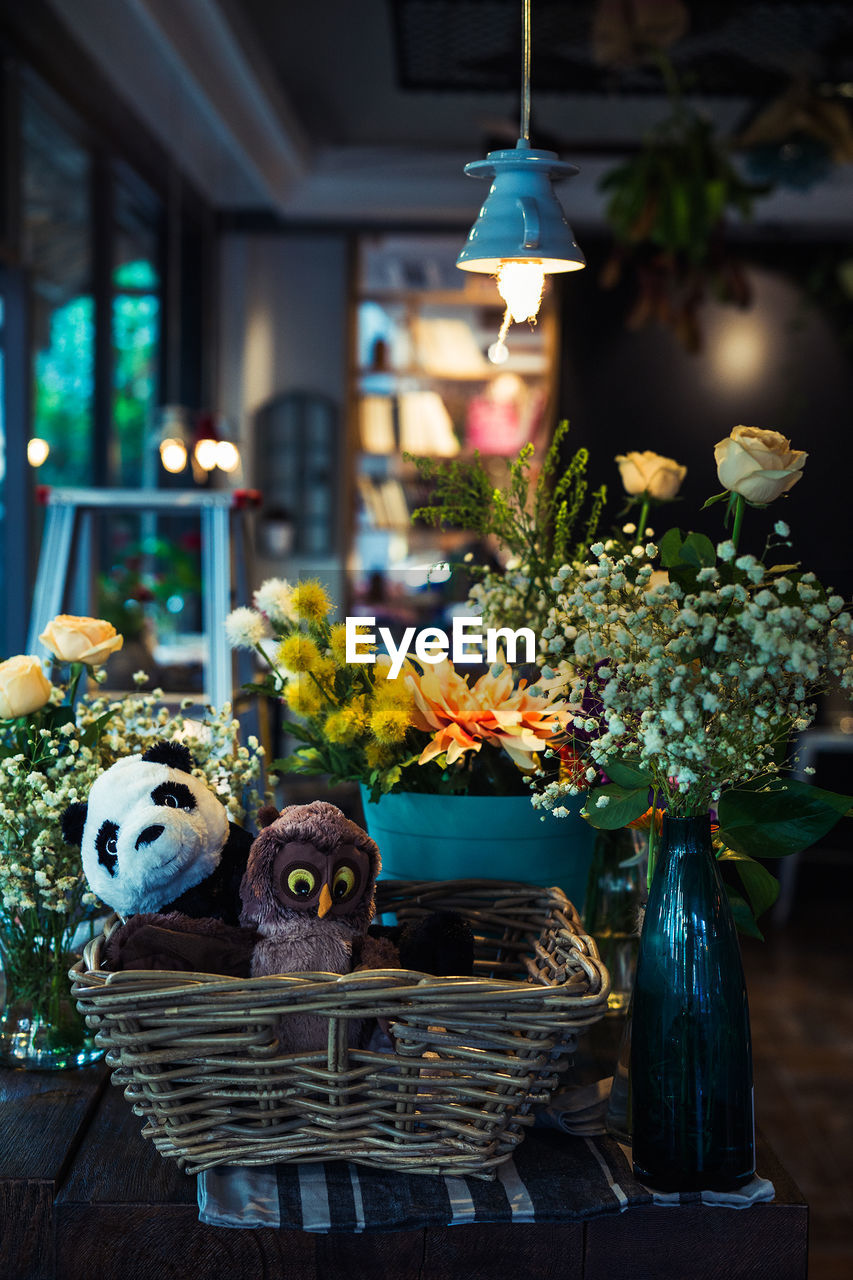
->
112, 176, 162, 486
22, 86, 95, 487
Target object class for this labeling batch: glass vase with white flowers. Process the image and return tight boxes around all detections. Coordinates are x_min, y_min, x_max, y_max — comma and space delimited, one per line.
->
534, 426, 852, 1191
0, 614, 267, 1070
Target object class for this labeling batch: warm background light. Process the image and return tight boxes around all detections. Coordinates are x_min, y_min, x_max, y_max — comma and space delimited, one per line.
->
710, 316, 769, 387
215, 440, 241, 473
159, 437, 188, 473
194, 437, 219, 471
27, 438, 50, 467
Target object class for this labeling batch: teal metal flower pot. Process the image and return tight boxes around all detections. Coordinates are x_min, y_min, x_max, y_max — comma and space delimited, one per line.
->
359, 787, 595, 913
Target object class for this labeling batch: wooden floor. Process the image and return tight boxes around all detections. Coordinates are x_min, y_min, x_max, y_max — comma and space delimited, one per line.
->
741, 859, 853, 1280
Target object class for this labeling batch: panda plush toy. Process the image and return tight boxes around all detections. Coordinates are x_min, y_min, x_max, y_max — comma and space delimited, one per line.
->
62, 740, 253, 925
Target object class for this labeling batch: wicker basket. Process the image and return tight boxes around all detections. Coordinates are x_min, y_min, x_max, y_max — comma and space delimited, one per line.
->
70, 879, 610, 1180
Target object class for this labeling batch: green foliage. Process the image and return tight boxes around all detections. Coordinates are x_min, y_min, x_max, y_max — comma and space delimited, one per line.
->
597, 54, 771, 350
584, 783, 651, 829
601, 111, 765, 264
543, 514, 853, 937
97, 535, 201, 642
33, 267, 159, 489
408, 420, 606, 606
717, 779, 852, 859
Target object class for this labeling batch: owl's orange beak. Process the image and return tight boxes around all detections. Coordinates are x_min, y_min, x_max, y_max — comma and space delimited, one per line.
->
317, 883, 333, 918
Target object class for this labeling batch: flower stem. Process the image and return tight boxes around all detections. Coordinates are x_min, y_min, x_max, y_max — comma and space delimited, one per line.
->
66, 663, 83, 713
730, 493, 745, 551
637, 497, 651, 543
646, 790, 659, 890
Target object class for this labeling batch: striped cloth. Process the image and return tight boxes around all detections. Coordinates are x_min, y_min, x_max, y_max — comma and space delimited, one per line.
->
197, 1130, 775, 1231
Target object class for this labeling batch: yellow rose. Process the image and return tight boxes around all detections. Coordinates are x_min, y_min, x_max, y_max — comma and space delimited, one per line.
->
0, 655, 52, 718
712, 419, 804, 499
714, 426, 806, 504
38, 615, 124, 666
615, 451, 687, 499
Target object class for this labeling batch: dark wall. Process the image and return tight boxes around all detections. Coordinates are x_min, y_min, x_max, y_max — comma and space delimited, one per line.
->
556, 239, 853, 599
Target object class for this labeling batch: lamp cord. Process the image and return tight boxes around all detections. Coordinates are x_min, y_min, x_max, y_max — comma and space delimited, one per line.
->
520, 0, 531, 141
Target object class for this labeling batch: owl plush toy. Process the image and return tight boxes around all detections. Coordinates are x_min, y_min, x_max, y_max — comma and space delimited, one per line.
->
240, 800, 394, 1051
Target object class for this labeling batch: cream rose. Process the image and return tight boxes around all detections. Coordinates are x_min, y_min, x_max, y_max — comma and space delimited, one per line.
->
0, 655, 52, 718
615, 451, 687, 500
39, 615, 124, 666
714, 426, 806, 504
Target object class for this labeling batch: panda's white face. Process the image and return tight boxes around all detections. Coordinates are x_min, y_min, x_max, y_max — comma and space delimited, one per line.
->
80, 755, 230, 915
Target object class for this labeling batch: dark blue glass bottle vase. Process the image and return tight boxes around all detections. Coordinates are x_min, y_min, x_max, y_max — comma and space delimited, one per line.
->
631, 813, 755, 1192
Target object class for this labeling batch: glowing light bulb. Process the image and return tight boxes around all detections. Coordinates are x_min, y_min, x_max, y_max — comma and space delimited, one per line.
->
160, 437, 188, 473
215, 440, 240, 473
497, 261, 546, 324
27, 438, 50, 467
488, 341, 509, 364
194, 438, 219, 471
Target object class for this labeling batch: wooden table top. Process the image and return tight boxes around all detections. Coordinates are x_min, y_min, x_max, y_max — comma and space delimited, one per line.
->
0, 1062, 807, 1280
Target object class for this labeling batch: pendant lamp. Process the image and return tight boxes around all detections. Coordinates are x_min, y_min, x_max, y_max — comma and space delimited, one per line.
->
457, 0, 585, 360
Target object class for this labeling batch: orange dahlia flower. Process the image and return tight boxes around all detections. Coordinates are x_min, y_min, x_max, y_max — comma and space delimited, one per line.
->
406, 660, 572, 770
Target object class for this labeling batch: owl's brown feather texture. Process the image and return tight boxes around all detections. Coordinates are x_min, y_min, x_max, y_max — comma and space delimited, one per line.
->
239, 801, 384, 1052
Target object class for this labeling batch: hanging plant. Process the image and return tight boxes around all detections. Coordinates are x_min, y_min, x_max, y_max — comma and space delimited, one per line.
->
735, 80, 853, 192
598, 53, 771, 351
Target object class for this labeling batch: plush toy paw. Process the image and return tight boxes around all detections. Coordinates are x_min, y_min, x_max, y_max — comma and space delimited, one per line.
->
369, 910, 475, 977
103, 911, 258, 976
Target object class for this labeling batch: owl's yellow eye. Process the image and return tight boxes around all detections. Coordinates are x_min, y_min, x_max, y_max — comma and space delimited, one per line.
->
332, 866, 356, 901
287, 867, 317, 898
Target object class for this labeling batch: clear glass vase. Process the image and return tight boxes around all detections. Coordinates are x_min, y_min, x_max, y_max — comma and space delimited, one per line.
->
630, 813, 754, 1191
0, 931, 103, 1070
583, 826, 648, 1013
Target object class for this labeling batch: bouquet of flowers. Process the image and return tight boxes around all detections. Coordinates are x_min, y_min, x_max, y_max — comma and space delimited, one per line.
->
533, 426, 853, 935
408, 420, 607, 649
225, 580, 572, 801
0, 614, 266, 1066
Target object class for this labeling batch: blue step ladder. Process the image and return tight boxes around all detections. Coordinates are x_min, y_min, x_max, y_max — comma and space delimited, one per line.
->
27, 487, 257, 709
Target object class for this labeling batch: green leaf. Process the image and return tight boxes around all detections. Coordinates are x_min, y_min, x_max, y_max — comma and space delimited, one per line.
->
717, 848, 780, 919
701, 491, 729, 509
717, 779, 853, 858
381, 765, 403, 792
725, 889, 764, 941
583, 784, 650, 829
658, 527, 684, 567
41, 705, 76, 731
78, 708, 115, 748
604, 757, 653, 788
269, 749, 324, 775
278, 718, 319, 744
679, 531, 716, 569
668, 564, 701, 595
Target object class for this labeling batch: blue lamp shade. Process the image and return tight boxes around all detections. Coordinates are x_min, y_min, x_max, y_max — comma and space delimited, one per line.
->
457, 138, 585, 275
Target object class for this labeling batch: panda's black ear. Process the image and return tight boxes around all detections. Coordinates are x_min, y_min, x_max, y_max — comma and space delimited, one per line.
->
62, 802, 88, 847
142, 740, 196, 772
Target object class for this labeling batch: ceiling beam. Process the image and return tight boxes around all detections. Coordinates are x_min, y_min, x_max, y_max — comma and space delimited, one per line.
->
46, 0, 308, 207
